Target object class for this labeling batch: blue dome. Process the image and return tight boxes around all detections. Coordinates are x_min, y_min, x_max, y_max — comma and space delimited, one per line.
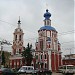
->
44, 9, 51, 20
39, 26, 56, 31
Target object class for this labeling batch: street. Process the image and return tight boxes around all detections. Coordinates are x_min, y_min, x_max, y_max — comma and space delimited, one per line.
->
52, 73, 62, 75
27, 73, 75, 75
52, 72, 75, 75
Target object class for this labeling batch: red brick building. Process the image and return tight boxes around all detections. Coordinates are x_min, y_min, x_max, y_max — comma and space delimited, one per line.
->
9, 9, 62, 71
9, 19, 24, 69
9, 18, 35, 69
63, 54, 75, 66
35, 9, 62, 71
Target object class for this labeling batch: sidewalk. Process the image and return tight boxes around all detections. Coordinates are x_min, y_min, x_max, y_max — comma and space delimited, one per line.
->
52, 72, 62, 75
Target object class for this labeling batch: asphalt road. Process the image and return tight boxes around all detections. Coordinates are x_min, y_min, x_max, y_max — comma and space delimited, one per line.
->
52, 73, 62, 75
52, 72, 75, 75
16, 72, 75, 75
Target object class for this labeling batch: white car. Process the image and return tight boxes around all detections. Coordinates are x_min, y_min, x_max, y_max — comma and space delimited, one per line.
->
58, 65, 75, 74
18, 66, 36, 74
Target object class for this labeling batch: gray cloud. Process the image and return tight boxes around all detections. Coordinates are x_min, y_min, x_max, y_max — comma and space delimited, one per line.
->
0, 0, 74, 56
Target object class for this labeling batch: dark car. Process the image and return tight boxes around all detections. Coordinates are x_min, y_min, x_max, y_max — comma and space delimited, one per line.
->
0, 68, 16, 75
37, 68, 52, 75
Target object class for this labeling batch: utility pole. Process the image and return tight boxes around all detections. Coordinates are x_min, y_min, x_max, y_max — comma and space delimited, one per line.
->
0, 41, 3, 67
69, 48, 71, 59
0, 40, 12, 67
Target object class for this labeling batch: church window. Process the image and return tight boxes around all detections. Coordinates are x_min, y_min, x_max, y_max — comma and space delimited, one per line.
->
52, 32, 56, 38
40, 40, 43, 50
41, 55, 42, 59
36, 46, 38, 50
15, 35, 17, 41
45, 54, 47, 59
45, 63, 47, 68
36, 55, 38, 59
19, 49, 21, 53
41, 63, 43, 68
47, 20, 49, 25
19, 35, 21, 41
17, 50, 19, 53
49, 44, 50, 48
44, 21, 46, 25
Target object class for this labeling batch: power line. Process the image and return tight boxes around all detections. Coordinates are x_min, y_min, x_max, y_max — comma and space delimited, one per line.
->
58, 30, 75, 36
61, 47, 75, 50
0, 19, 75, 35
61, 41, 75, 44
0, 36, 74, 45
59, 30, 75, 34
0, 19, 14, 26
0, 19, 75, 45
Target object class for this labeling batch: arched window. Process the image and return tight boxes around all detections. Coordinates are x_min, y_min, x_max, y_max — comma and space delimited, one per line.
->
49, 44, 50, 48
15, 35, 17, 41
19, 49, 21, 53
45, 54, 47, 59
40, 40, 43, 50
44, 21, 46, 25
41, 55, 42, 59
45, 63, 47, 68
47, 20, 49, 25
19, 35, 21, 41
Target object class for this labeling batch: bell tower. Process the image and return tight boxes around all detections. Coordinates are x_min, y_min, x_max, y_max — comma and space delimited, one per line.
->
12, 17, 24, 55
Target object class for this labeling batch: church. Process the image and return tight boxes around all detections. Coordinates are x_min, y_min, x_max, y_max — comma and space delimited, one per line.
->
9, 9, 62, 71
9, 18, 24, 69
35, 9, 62, 71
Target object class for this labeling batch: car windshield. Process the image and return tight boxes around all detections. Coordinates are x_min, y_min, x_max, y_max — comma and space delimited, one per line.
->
67, 66, 74, 69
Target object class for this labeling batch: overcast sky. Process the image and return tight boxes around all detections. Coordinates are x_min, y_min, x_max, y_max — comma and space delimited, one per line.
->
0, 0, 74, 56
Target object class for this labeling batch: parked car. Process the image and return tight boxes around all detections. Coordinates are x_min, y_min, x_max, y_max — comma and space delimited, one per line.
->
0, 68, 16, 75
18, 66, 36, 74
35, 68, 52, 75
58, 65, 75, 74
